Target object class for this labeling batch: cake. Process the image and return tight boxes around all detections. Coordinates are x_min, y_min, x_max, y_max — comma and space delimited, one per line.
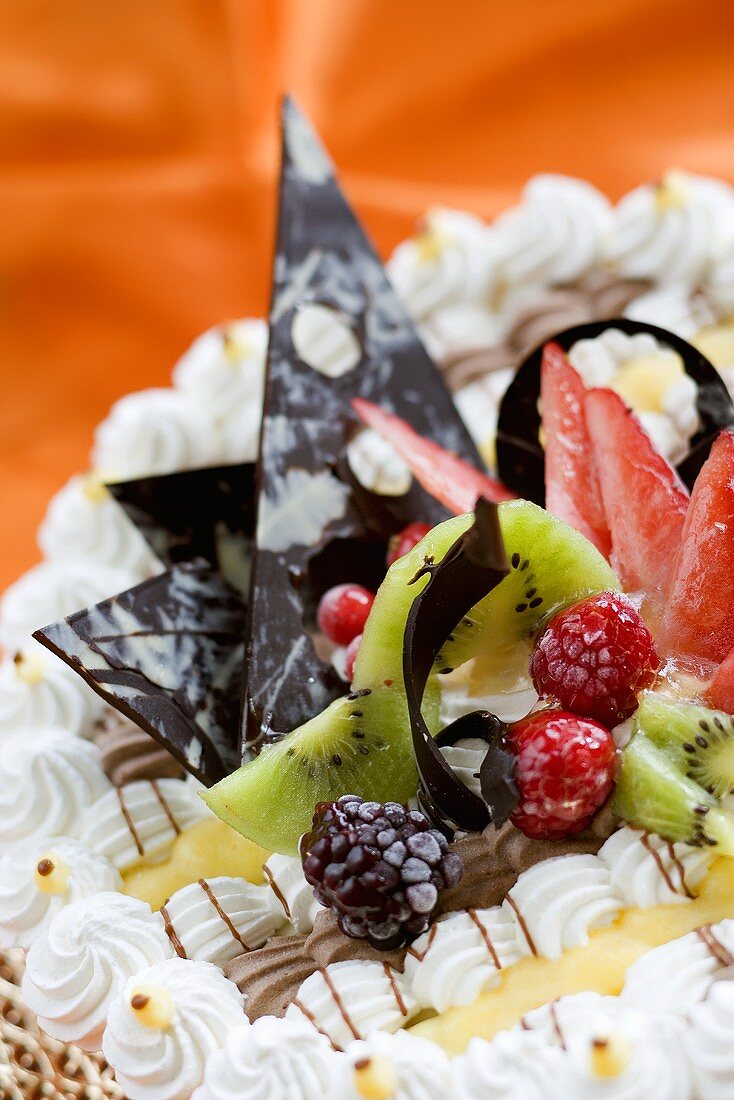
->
3, 99, 734, 1099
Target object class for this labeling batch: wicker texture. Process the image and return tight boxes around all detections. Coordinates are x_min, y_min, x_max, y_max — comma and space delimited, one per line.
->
0, 949, 124, 1100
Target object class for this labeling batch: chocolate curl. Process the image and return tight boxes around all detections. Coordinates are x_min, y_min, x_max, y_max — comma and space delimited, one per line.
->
402, 498, 519, 834
496, 318, 734, 503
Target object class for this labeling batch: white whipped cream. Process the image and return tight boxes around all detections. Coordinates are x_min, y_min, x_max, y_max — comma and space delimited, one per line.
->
161, 877, 286, 967
0, 645, 105, 739
346, 428, 412, 497
0, 559, 138, 651
598, 826, 714, 907
103, 957, 244, 1100
453, 368, 514, 459
38, 474, 161, 578
685, 978, 734, 1100
438, 738, 487, 799
0, 726, 110, 848
494, 175, 612, 288
93, 388, 220, 481
388, 207, 498, 320
439, 676, 538, 726
623, 283, 718, 339
503, 854, 623, 959
568, 327, 671, 387
520, 990, 626, 1046
610, 171, 734, 284
286, 960, 419, 1051
80, 778, 210, 872
706, 241, 734, 317
332, 1030, 451, 1100
194, 1018, 339, 1100
422, 301, 505, 362
22, 892, 173, 1051
621, 919, 734, 1014
0, 835, 120, 949
291, 303, 362, 378
172, 319, 267, 464
263, 853, 323, 934
453, 1029, 569, 1100
404, 905, 524, 1012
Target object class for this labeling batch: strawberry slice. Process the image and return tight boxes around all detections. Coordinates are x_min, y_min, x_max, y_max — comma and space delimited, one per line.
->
541, 342, 611, 557
660, 430, 734, 665
585, 388, 689, 622
706, 645, 734, 713
351, 398, 515, 514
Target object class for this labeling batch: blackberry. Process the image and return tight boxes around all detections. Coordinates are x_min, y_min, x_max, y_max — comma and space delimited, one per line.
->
300, 795, 463, 949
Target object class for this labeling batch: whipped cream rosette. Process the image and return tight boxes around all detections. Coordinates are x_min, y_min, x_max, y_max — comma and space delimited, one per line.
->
103, 957, 244, 1100
194, 1018, 340, 1100
285, 960, 419, 1050
159, 876, 286, 967
623, 283, 718, 340
79, 777, 211, 872
685, 978, 734, 1100
330, 1030, 450, 1100
22, 892, 173, 1051
0, 559, 138, 651
520, 990, 626, 1044
263, 853, 324, 934
598, 826, 714, 907
621, 919, 734, 1015
0, 835, 120, 950
452, 1029, 569, 1100
0, 644, 105, 739
172, 319, 267, 464
93, 388, 222, 481
0, 725, 110, 848
38, 473, 161, 577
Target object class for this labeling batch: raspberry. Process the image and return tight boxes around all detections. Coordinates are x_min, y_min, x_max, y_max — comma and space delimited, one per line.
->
344, 633, 362, 682
317, 584, 375, 646
301, 795, 463, 948
530, 592, 659, 728
507, 710, 616, 840
386, 522, 432, 568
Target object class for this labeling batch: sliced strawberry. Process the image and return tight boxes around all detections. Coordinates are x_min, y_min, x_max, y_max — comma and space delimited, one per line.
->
351, 398, 515, 514
541, 342, 611, 557
585, 388, 689, 622
706, 645, 734, 713
660, 430, 734, 665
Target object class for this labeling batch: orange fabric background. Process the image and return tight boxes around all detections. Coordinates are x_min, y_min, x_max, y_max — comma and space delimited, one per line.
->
2, 0, 734, 589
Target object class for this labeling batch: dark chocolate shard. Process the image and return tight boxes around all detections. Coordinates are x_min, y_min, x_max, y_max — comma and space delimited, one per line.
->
33, 561, 245, 786
403, 498, 518, 834
107, 464, 255, 594
496, 318, 734, 502
244, 98, 485, 755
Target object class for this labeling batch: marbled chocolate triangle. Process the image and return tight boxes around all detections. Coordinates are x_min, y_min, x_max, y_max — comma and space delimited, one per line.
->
242, 98, 486, 755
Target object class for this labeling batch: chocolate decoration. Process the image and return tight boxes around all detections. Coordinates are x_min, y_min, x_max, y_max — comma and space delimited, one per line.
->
403, 498, 518, 834
33, 561, 244, 785
107, 463, 255, 594
243, 98, 485, 754
496, 318, 734, 502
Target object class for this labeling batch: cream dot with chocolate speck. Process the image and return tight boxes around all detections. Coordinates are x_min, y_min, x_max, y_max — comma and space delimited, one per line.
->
291, 304, 361, 378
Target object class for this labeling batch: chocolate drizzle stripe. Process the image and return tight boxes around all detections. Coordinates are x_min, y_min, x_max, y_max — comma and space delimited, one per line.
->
468, 908, 501, 970
150, 780, 182, 836
160, 904, 188, 959
263, 864, 291, 920
406, 923, 438, 962
115, 788, 144, 857
549, 1001, 566, 1051
640, 832, 682, 897
666, 844, 694, 899
291, 998, 341, 1052
198, 878, 250, 951
505, 893, 537, 956
697, 924, 734, 968
383, 962, 408, 1017
319, 967, 361, 1042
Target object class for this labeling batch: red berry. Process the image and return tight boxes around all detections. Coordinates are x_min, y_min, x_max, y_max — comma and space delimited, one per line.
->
317, 584, 375, 646
386, 522, 432, 568
507, 710, 616, 840
344, 633, 362, 681
530, 592, 659, 728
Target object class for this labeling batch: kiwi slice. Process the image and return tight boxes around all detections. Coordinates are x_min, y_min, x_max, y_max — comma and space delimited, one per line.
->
204, 502, 617, 854
635, 693, 734, 800
613, 732, 734, 853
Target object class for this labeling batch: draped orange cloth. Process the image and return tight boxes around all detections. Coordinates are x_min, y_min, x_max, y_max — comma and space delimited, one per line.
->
2, 0, 734, 588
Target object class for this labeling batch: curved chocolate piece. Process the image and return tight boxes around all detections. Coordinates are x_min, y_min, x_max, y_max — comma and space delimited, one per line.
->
496, 318, 734, 503
403, 498, 518, 834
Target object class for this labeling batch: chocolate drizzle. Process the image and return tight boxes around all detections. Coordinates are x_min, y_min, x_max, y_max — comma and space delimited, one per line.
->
403, 498, 519, 834
496, 318, 734, 502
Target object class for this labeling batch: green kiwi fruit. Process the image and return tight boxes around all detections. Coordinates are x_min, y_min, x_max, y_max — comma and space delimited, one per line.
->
204, 502, 618, 854
613, 731, 734, 853
635, 693, 734, 800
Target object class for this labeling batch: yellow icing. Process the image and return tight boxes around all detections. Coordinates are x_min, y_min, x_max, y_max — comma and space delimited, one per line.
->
129, 984, 175, 1030
411, 856, 734, 1055
353, 1055, 398, 1100
34, 855, 69, 896
81, 472, 110, 504
590, 1032, 631, 1079
122, 818, 269, 911
14, 652, 46, 685
693, 324, 734, 369
415, 226, 448, 265
654, 171, 690, 213
611, 352, 683, 413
